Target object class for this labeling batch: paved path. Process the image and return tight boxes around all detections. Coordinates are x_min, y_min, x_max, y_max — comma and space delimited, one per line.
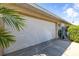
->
5, 39, 72, 56
36, 39, 71, 56
5, 39, 79, 56
34, 40, 79, 56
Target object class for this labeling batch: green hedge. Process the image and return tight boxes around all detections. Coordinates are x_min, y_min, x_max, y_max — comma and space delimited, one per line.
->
68, 25, 79, 42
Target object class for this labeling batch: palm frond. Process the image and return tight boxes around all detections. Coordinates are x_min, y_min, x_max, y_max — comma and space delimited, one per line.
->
0, 7, 17, 15
0, 29, 15, 48
0, 7, 25, 48
0, 7, 25, 31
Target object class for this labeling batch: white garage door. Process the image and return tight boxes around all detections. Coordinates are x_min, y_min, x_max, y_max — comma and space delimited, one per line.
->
4, 16, 56, 54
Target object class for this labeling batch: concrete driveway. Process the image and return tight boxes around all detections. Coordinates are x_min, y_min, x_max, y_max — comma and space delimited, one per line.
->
35, 39, 71, 56
5, 39, 79, 56
34, 39, 79, 56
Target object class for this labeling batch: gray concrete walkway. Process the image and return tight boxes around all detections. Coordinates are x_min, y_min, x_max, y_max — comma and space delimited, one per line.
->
36, 39, 71, 56
5, 39, 71, 56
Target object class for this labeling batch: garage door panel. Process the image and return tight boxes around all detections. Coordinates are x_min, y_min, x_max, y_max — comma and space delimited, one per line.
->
4, 16, 56, 54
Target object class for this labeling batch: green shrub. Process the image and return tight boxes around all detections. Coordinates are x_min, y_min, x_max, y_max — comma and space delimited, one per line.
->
68, 25, 79, 42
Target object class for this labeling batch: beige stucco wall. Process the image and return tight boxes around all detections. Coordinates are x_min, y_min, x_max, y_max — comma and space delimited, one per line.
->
4, 16, 56, 54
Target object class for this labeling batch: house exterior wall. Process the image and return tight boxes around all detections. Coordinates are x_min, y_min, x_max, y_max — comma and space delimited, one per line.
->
4, 16, 56, 54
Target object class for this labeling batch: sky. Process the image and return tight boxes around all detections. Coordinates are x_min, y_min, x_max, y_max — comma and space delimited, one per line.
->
37, 3, 79, 25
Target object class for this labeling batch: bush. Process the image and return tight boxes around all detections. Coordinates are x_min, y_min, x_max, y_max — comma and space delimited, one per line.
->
68, 25, 79, 43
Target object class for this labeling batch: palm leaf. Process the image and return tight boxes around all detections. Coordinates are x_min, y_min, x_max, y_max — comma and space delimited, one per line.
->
0, 7, 17, 15
0, 7, 25, 48
0, 29, 15, 48
0, 7, 25, 31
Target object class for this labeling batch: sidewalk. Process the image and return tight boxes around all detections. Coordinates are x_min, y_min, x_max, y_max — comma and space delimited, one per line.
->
62, 42, 79, 56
